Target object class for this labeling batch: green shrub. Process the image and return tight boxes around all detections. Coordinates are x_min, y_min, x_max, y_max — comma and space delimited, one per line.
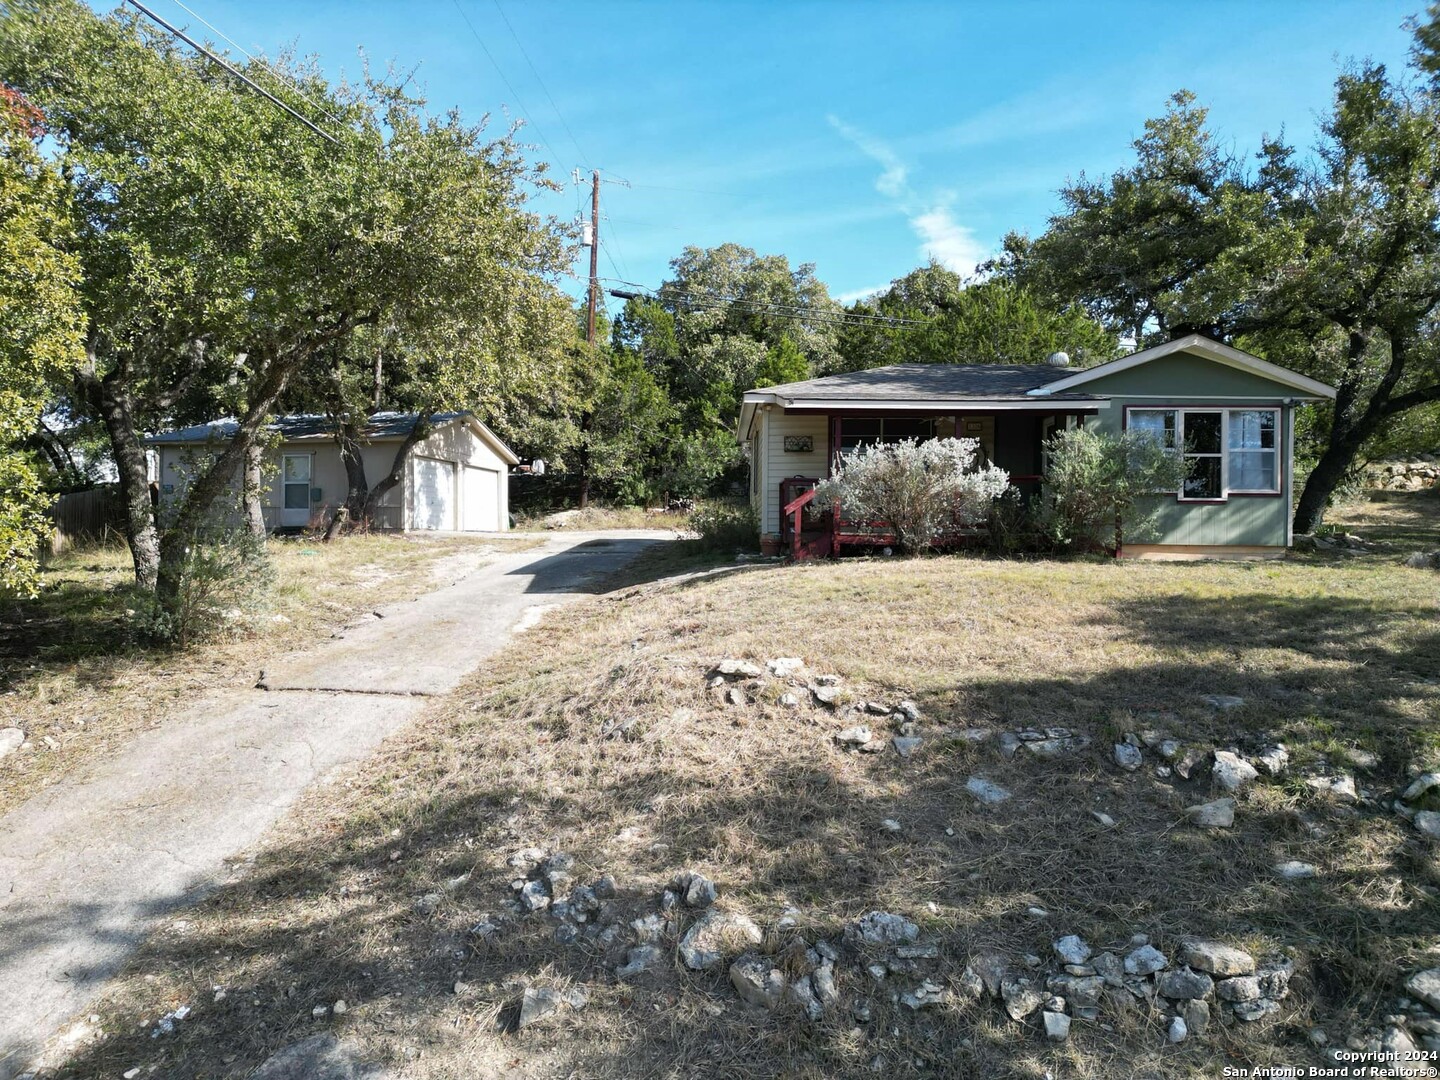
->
132, 529, 273, 646
688, 500, 758, 553
1041, 427, 1188, 554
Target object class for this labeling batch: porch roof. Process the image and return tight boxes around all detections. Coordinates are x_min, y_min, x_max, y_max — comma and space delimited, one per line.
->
737, 363, 1107, 439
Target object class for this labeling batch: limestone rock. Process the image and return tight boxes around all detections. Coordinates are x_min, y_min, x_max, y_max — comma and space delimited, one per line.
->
848, 911, 919, 946
1156, 968, 1214, 1000
250, 1035, 383, 1080
1274, 860, 1318, 880
1406, 969, 1440, 1012
1168, 1015, 1188, 1043
1401, 772, 1440, 801
1231, 997, 1279, 1022
1306, 774, 1357, 802
716, 659, 763, 679
1113, 743, 1143, 771
1043, 1010, 1071, 1041
900, 979, 950, 1010
836, 725, 873, 747
766, 657, 804, 678
965, 776, 1011, 806
1053, 935, 1092, 966
1415, 811, 1440, 840
895, 700, 922, 723
0, 728, 23, 759
892, 736, 922, 758
1185, 798, 1235, 828
967, 952, 1008, 996
1212, 751, 1259, 792
730, 953, 785, 1009
1001, 975, 1044, 1020
1256, 745, 1290, 776
1181, 998, 1210, 1035
1216, 975, 1262, 1003
679, 909, 762, 970
671, 870, 718, 909
1049, 974, 1103, 1008
616, 944, 663, 980
1179, 940, 1255, 977
1123, 945, 1168, 976
811, 684, 843, 706
518, 986, 587, 1028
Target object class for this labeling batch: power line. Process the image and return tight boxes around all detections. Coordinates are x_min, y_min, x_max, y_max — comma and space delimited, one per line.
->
450, 0, 563, 169
604, 281, 923, 329
488, 0, 587, 165
163, 0, 344, 125
122, 0, 339, 144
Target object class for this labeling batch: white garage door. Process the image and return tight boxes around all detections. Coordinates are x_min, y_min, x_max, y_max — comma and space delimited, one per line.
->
411, 456, 455, 530
462, 465, 500, 532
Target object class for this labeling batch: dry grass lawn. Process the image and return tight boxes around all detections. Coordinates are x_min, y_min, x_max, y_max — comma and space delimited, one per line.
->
515, 503, 694, 532
0, 533, 539, 819
35, 492, 1440, 1079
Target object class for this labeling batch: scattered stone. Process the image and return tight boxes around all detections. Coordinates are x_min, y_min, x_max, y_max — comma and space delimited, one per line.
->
249, 1035, 380, 1080
679, 909, 763, 970
725, 687, 745, 706
811, 685, 842, 706
779, 692, 800, 709
1402, 773, 1440, 801
1024, 734, 1092, 758
1091, 811, 1116, 828
892, 736, 923, 758
1216, 975, 1262, 1003
1181, 999, 1211, 1035
1257, 960, 1294, 1000
1054, 935, 1092, 966
519, 880, 550, 913
518, 986, 587, 1029
1175, 747, 1208, 780
1179, 941, 1255, 977
848, 911, 919, 946
1415, 811, 1440, 840
616, 944, 663, 980
1185, 798, 1235, 828
1124, 945, 1169, 977
1156, 968, 1214, 1000
1093, 952, 1123, 985
1406, 969, 1440, 1012
0, 728, 23, 759
997, 732, 1021, 759
1405, 550, 1440, 569
414, 892, 443, 916
1168, 1015, 1188, 1043
1274, 860, 1318, 880
900, 979, 950, 1010
715, 659, 764, 679
507, 847, 547, 871
812, 961, 839, 1005
836, 725, 873, 747
1309, 1028, 1329, 1047
813, 674, 843, 687
332, 1000, 347, 1015
1050, 974, 1104, 1008
1256, 745, 1290, 776
730, 953, 785, 1009
1113, 743, 1143, 771
895, 701, 922, 723
965, 776, 1011, 805
895, 944, 939, 959
671, 870, 718, 909
1212, 751, 1259, 792
1203, 695, 1245, 710
1001, 976, 1045, 1020
787, 974, 824, 1020
312, 1004, 329, 1019
881, 818, 902, 832
1382, 1026, 1419, 1055
1306, 774, 1358, 802
1157, 739, 1182, 761
967, 953, 1009, 996
1231, 998, 1279, 1022
766, 657, 804, 678
1044, 1010, 1071, 1041
592, 874, 617, 900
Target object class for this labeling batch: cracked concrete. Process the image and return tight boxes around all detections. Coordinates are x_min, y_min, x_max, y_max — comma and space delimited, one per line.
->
0, 530, 669, 1077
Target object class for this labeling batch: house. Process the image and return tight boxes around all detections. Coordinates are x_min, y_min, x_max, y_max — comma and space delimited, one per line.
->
146, 412, 517, 532
737, 334, 1336, 559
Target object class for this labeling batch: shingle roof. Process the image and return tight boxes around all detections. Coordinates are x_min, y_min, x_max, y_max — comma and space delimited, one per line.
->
749, 363, 1103, 402
144, 411, 469, 445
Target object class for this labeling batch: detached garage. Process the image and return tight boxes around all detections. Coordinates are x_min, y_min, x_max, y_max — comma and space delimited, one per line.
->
148, 412, 518, 533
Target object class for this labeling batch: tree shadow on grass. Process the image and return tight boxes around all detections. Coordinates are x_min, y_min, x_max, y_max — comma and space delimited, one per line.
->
38, 572, 1440, 1079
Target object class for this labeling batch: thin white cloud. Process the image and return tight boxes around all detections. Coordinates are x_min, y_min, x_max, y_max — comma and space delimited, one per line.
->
827, 115, 989, 277
835, 283, 892, 305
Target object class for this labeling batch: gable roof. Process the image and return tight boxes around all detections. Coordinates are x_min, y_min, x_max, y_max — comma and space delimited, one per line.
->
145, 411, 520, 465
1028, 334, 1336, 400
749, 363, 1093, 402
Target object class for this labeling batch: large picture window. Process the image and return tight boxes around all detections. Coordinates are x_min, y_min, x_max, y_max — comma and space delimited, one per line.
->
837, 416, 934, 455
1128, 407, 1281, 501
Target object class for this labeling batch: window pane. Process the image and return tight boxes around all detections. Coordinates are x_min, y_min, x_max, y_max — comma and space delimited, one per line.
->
840, 418, 881, 439
885, 417, 933, 440
284, 483, 310, 509
1183, 456, 1222, 498
1231, 450, 1277, 491
283, 456, 310, 481
1183, 412, 1221, 454
1131, 410, 1177, 448
1229, 410, 1276, 450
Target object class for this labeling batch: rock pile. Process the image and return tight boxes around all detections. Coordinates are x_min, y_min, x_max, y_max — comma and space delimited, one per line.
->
1293, 532, 1386, 555
1365, 456, 1439, 492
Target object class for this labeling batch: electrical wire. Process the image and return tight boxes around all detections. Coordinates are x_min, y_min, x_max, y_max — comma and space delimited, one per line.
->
605, 281, 922, 330
489, 0, 588, 166
450, 0, 563, 169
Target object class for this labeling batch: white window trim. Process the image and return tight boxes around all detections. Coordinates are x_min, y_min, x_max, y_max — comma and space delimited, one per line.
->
1127, 406, 1282, 502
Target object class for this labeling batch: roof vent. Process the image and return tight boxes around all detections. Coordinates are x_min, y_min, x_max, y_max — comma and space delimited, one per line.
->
1045, 351, 1071, 368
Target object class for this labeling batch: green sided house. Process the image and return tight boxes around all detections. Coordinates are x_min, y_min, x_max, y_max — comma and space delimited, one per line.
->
736, 333, 1336, 560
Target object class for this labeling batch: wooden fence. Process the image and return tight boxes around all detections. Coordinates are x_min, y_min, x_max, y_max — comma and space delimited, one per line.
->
49, 486, 127, 553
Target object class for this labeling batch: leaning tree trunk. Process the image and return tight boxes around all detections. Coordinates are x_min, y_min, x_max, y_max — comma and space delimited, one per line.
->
87, 373, 160, 590
324, 421, 370, 541
242, 441, 266, 537
361, 415, 432, 527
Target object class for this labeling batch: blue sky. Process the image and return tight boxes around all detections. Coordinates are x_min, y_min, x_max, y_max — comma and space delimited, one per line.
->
140, 0, 1418, 309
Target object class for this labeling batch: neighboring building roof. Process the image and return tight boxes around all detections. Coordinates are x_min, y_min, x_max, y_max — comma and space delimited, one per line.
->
145, 411, 521, 465
144, 411, 469, 444
1029, 334, 1337, 400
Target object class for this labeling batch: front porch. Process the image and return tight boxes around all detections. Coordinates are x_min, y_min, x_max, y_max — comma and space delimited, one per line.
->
765, 410, 1094, 559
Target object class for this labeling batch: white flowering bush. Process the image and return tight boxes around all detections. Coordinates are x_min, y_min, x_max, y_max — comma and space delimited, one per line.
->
812, 437, 1010, 554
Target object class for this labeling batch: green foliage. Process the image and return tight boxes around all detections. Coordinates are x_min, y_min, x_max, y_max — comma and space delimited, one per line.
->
813, 438, 1010, 554
834, 265, 1115, 372
1040, 427, 1189, 554
753, 334, 809, 387
688, 499, 759, 553
131, 529, 273, 647
0, 84, 84, 595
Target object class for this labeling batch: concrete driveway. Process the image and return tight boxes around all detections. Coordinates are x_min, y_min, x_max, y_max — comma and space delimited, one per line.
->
0, 530, 670, 1078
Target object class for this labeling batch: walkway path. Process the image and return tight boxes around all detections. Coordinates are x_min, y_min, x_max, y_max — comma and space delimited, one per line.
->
0, 531, 670, 1078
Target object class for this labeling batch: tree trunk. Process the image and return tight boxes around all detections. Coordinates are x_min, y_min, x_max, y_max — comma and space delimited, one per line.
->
323, 420, 370, 540
87, 373, 160, 590
243, 441, 266, 537
362, 415, 432, 525
1292, 425, 1369, 534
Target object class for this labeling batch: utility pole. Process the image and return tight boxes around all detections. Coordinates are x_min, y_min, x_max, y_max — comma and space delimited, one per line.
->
586, 168, 600, 347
